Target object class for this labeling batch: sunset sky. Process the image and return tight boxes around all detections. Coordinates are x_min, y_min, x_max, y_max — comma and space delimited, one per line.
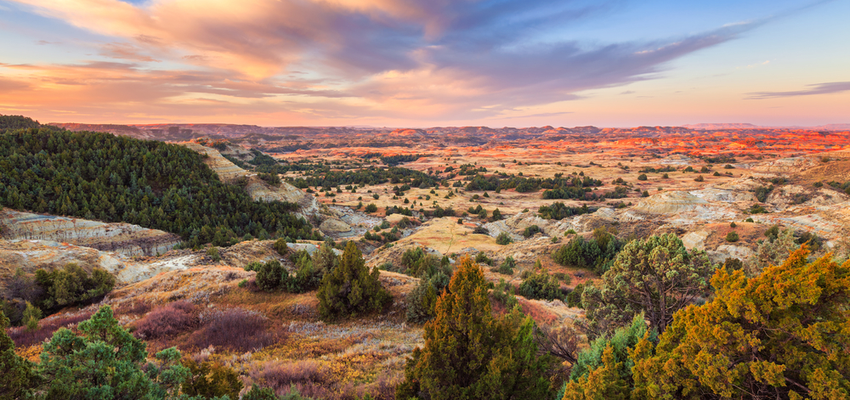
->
0, 0, 847, 127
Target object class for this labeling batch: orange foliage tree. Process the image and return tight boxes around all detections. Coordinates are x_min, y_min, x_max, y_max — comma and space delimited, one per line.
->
630, 245, 850, 399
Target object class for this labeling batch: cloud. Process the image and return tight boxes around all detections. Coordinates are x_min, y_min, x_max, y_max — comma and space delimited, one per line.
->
497, 111, 574, 120
7, 0, 762, 122
747, 81, 850, 99
0, 77, 30, 92
99, 42, 160, 62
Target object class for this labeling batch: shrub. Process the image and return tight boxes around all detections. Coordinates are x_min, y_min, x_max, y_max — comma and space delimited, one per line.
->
551, 228, 624, 274
491, 208, 502, 221
22, 302, 41, 331
472, 225, 489, 235
317, 242, 391, 321
365, 203, 378, 213
7, 311, 94, 349
748, 204, 767, 214
694, 175, 704, 182
725, 231, 739, 242
406, 278, 439, 323
730, 221, 737, 228
185, 308, 282, 352
474, 252, 493, 266
518, 270, 565, 301
637, 174, 647, 181
33, 263, 116, 312
133, 301, 197, 340
258, 360, 327, 394
796, 231, 822, 251
496, 256, 516, 275
523, 225, 541, 238
182, 360, 243, 399
273, 238, 289, 256
496, 232, 513, 245
566, 284, 584, 308
244, 261, 263, 271
0, 310, 38, 399
561, 314, 654, 398
491, 278, 518, 309
398, 217, 414, 229
256, 260, 285, 291
206, 247, 221, 262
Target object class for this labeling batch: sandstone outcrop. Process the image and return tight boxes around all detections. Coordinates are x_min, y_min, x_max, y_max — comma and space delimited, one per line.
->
0, 208, 179, 257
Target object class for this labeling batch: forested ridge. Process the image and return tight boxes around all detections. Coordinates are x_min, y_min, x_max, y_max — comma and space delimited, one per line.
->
0, 116, 316, 247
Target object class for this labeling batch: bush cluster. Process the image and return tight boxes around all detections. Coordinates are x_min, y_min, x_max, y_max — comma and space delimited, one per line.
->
518, 269, 567, 301
132, 301, 197, 340
496, 232, 513, 245
551, 227, 624, 274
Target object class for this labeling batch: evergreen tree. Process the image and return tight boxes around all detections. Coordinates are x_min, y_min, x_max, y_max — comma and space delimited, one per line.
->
317, 241, 390, 321
397, 256, 553, 400
38, 305, 190, 399
631, 245, 850, 399
581, 234, 714, 338
0, 310, 39, 400
256, 260, 284, 291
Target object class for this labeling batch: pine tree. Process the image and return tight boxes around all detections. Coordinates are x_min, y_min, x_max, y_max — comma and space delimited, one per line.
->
397, 256, 553, 400
22, 301, 41, 331
0, 310, 39, 400
317, 241, 390, 321
38, 305, 190, 399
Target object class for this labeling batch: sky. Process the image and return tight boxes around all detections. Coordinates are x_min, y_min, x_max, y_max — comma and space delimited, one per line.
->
0, 0, 848, 127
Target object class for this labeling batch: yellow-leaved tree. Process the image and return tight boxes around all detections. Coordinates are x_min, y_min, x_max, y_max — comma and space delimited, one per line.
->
631, 245, 850, 399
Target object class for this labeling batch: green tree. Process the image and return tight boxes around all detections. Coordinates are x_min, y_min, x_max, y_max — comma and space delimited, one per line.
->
397, 256, 553, 400
497, 255, 516, 275
631, 246, 850, 399
256, 260, 284, 291
317, 241, 390, 321
22, 301, 41, 331
496, 232, 513, 245
34, 263, 115, 311
273, 238, 289, 256
746, 227, 797, 276
38, 305, 190, 399
0, 310, 39, 400
406, 277, 439, 323
312, 241, 339, 276
581, 234, 713, 338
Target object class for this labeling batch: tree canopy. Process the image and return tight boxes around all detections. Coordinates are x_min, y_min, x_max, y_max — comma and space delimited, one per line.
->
0, 127, 316, 247
397, 256, 553, 400
581, 233, 714, 338
631, 245, 850, 399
